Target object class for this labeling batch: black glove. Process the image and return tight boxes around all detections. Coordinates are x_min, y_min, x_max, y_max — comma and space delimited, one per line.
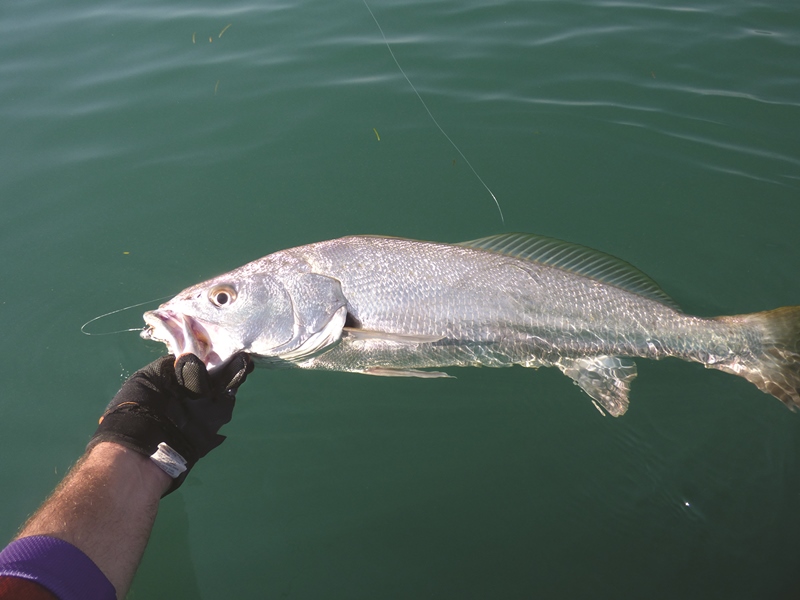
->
88, 353, 254, 495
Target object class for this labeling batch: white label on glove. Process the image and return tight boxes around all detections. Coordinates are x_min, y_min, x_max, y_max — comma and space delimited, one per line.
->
150, 442, 188, 478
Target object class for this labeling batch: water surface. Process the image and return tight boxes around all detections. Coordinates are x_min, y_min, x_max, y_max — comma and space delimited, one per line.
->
1, 0, 799, 597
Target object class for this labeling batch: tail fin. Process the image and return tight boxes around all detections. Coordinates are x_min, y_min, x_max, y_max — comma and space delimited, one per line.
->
715, 306, 800, 411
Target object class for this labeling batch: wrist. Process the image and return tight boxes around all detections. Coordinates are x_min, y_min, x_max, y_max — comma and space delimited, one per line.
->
87, 442, 172, 497
88, 399, 198, 496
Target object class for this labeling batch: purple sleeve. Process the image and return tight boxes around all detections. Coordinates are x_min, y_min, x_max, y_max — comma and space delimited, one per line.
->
0, 536, 115, 600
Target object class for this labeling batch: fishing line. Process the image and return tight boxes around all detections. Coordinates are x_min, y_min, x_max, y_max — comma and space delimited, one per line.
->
362, 0, 504, 225
80, 295, 173, 336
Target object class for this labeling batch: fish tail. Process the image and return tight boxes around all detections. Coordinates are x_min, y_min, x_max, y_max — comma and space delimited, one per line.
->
714, 306, 800, 411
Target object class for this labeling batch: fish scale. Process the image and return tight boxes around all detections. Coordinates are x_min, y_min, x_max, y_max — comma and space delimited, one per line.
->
296, 237, 700, 358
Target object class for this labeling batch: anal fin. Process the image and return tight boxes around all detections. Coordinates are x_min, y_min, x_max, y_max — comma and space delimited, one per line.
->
363, 367, 454, 379
557, 356, 638, 417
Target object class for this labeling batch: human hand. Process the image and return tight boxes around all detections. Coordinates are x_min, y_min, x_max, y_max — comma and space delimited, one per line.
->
87, 353, 254, 495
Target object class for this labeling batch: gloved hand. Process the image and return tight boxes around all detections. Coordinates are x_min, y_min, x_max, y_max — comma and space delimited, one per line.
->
87, 353, 254, 495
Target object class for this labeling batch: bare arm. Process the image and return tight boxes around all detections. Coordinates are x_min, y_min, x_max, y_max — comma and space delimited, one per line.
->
16, 442, 171, 597
0, 354, 252, 599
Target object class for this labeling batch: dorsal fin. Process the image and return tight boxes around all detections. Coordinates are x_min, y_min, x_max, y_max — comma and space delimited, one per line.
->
459, 232, 680, 311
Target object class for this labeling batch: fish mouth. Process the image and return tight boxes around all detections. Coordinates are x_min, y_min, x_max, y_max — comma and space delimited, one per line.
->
141, 309, 226, 371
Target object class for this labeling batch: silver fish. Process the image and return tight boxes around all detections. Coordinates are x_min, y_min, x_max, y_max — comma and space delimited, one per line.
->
141, 233, 800, 416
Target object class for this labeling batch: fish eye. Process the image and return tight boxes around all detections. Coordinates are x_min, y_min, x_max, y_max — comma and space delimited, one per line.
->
209, 284, 237, 308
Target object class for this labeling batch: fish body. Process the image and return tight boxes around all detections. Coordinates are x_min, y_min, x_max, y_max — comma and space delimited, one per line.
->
142, 233, 800, 416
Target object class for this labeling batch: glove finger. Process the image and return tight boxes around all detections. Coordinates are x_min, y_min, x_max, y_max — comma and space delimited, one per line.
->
136, 355, 179, 389
212, 353, 254, 394
174, 353, 212, 397
102, 355, 176, 414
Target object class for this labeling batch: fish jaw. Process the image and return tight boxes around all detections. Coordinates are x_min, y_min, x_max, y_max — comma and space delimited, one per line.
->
141, 309, 240, 372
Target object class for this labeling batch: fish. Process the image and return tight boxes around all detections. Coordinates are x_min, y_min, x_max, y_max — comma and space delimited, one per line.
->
141, 233, 800, 416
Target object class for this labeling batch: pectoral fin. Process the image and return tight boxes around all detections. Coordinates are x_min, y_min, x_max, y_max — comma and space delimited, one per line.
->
343, 328, 444, 345
363, 367, 454, 379
557, 356, 637, 417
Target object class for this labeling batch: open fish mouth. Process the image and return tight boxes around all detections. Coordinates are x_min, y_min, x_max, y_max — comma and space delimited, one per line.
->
141, 309, 226, 371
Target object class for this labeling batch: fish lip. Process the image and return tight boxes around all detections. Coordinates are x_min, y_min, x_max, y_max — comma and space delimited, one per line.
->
141, 310, 224, 370
141, 309, 183, 350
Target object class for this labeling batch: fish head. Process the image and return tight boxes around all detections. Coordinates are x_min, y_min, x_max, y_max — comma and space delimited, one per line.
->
141, 270, 349, 371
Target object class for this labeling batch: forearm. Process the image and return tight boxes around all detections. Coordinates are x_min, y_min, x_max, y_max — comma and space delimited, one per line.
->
2, 354, 251, 599
16, 442, 171, 597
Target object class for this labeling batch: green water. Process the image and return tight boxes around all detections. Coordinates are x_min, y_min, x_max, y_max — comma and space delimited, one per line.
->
2, 0, 800, 597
